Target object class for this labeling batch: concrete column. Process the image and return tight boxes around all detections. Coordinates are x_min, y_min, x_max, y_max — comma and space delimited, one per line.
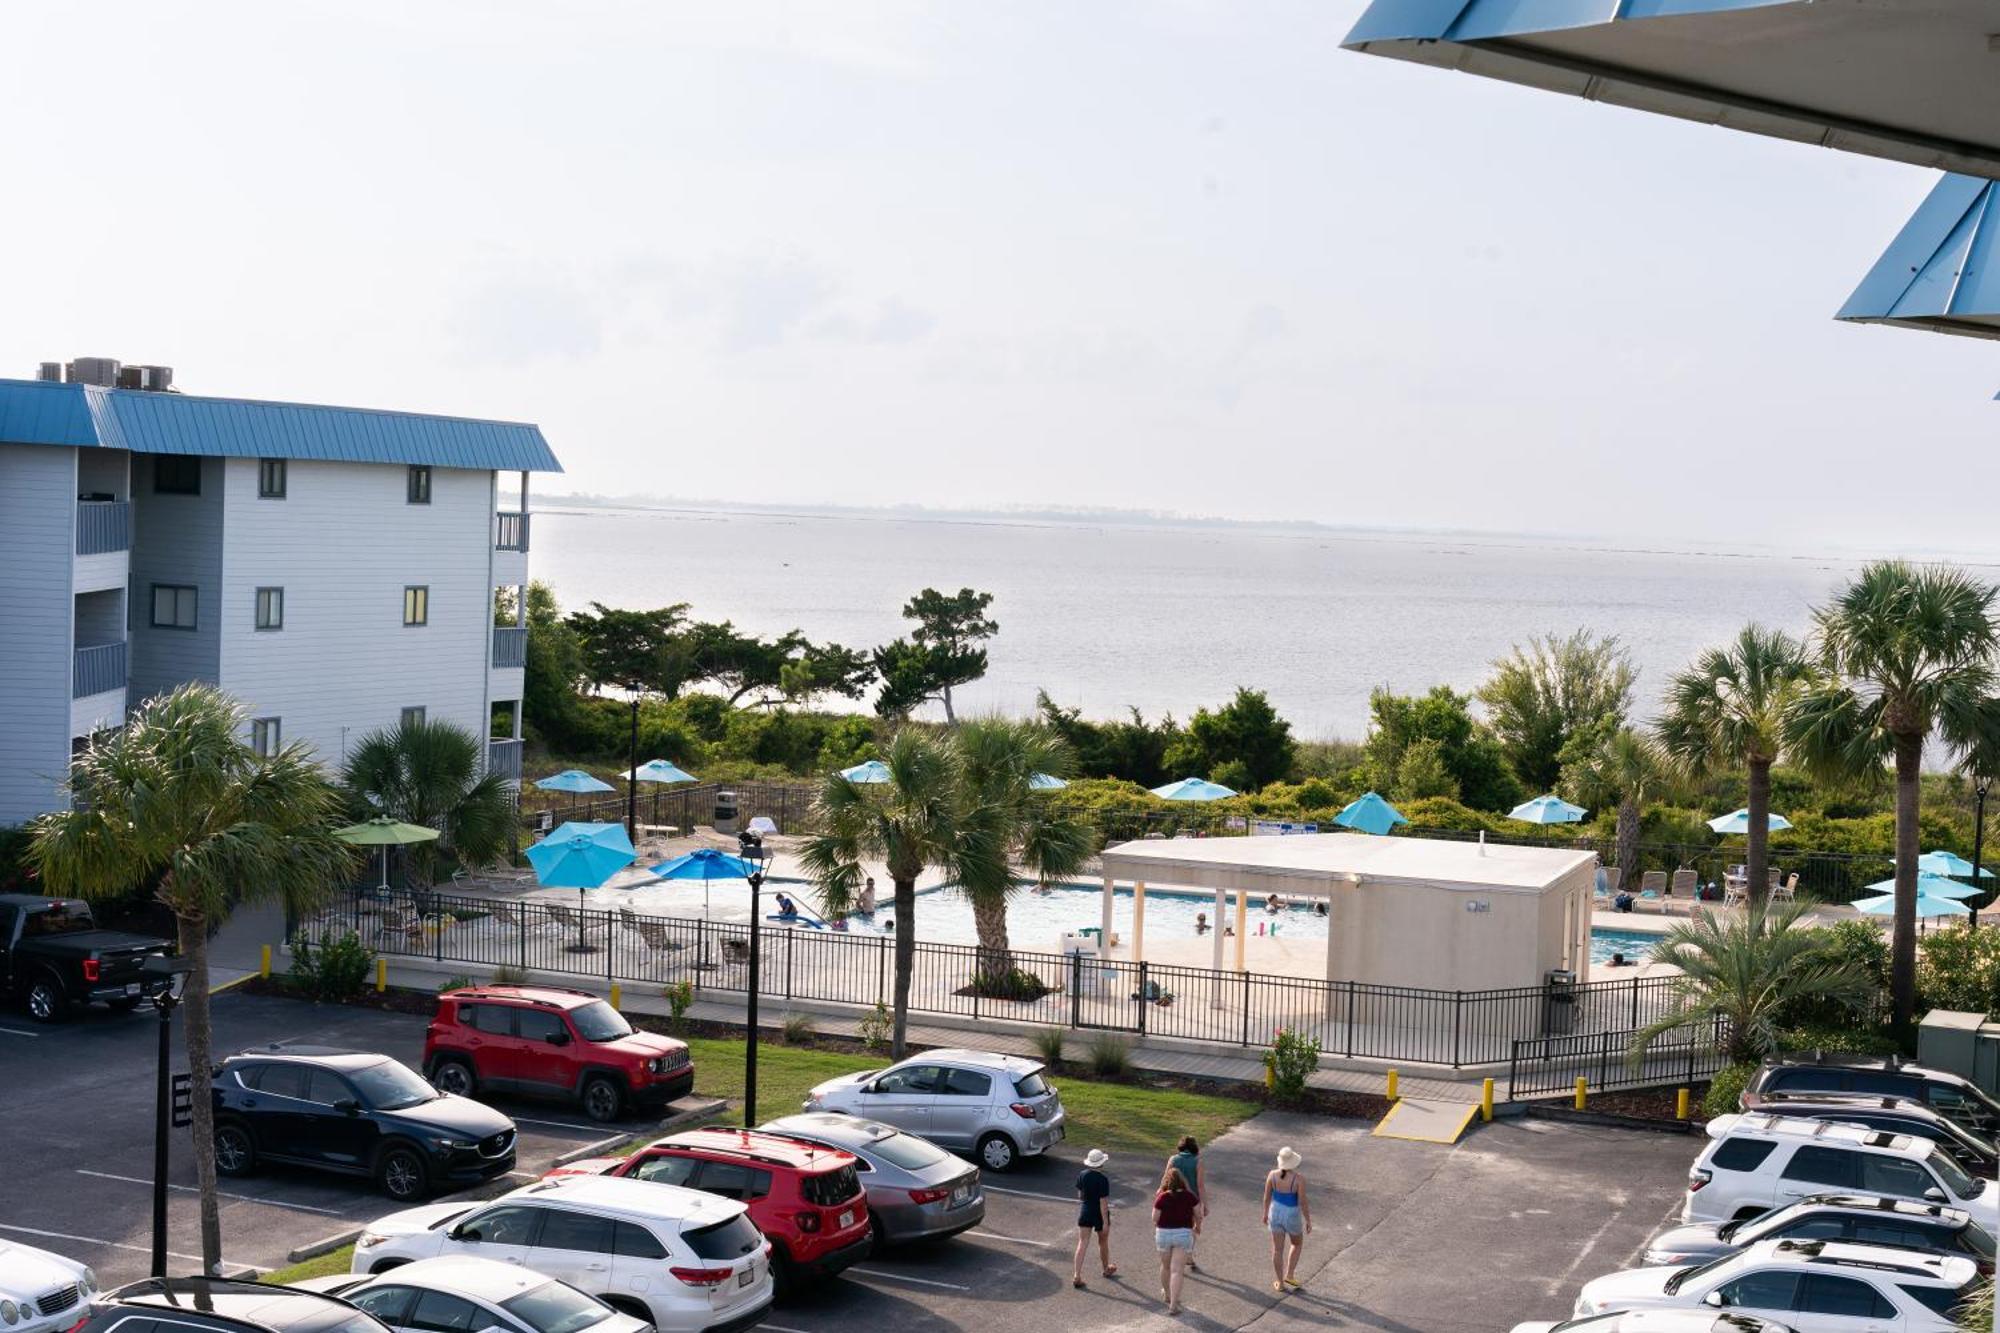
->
1100, 872, 1115, 951
1211, 885, 1226, 972
1236, 889, 1248, 972
1132, 881, 1146, 963
1325, 887, 1339, 985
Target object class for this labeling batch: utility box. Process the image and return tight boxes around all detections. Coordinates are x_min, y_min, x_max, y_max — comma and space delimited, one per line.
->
1543, 967, 1578, 1035
712, 791, 741, 836
1918, 1009, 2000, 1096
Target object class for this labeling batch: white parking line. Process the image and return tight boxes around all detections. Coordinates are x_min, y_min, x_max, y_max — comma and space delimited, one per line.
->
0, 1027, 38, 1038
968, 1228, 1055, 1248
848, 1268, 971, 1292
979, 1184, 1074, 1203
75, 1169, 345, 1216
0, 1222, 212, 1266
508, 1115, 612, 1132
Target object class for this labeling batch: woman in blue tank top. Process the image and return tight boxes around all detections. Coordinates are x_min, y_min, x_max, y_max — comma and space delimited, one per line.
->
1260, 1146, 1313, 1292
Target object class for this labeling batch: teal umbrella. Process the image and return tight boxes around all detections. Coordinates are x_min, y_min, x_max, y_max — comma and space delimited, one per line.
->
1707, 808, 1793, 835
526, 821, 637, 952
1509, 795, 1587, 825
1334, 791, 1408, 836
623, 759, 697, 784
1853, 892, 1970, 920
1151, 777, 1237, 801
535, 769, 616, 793
1862, 872, 1982, 900
1029, 773, 1069, 791
1903, 850, 1995, 879
652, 848, 762, 920
840, 760, 893, 784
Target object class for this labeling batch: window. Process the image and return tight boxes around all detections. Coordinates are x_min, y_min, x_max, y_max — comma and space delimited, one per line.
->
1768, 1069, 1845, 1095
248, 1064, 308, 1100
1772, 1215, 1849, 1242
462, 1003, 513, 1036
346, 1288, 417, 1326
1713, 1270, 1800, 1310
1853, 1218, 1939, 1248
405, 1291, 481, 1333
251, 718, 281, 757
151, 584, 197, 630
941, 1068, 993, 1097
514, 1009, 567, 1044
629, 1153, 702, 1188
456, 1204, 543, 1246
1860, 1154, 1938, 1199
404, 585, 429, 626
1796, 1274, 1894, 1318
401, 706, 426, 729
1779, 1145, 1860, 1189
611, 1221, 665, 1260
304, 1069, 353, 1106
680, 1213, 763, 1262
1013, 1071, 1051, 1097
875, 1066, 941, 1095
501, 1281, 612, 1333
1902, 1281, 1981, 1319
534, 1209, 613, 1255
255, 587, 284, 631
153, 455, 200, 495
258, 458, 287, 498
692, 1161, 773, 1202
407, 465, 432, 504
1710, 1139, 1778, 1172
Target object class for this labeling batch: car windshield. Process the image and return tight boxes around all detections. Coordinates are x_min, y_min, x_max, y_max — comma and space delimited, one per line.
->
868, 1130, 952, 1171
502, 1281, 613, 1333
349, 1058, 438, 1110
1929, 1147, 1982, 1198
570, 1001, 632, 1043
1662, 1253, 1734, 1294
1013, 1071, 1049, 1097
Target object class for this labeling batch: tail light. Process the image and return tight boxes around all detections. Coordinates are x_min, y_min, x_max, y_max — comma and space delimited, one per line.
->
795, 1212, 821, 1233
82, 959, 101, 983
669, 1267, 735, 1288
1687, 1168, 1712, 1193
1009, 1102, 1037, 1120
907, 1185, 951, 1205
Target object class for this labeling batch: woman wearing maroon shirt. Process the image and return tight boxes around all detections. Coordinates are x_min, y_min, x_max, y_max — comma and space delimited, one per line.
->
1152, 1165, 1200, 1314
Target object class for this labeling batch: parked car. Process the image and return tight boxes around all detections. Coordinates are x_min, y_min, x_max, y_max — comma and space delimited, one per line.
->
424, 984, 695, 1123
1742, 1056, 2000, 1138
1571, 1237, 1979, 1328
1747, 1092, 1998, 1174
1685, 1113, 1996, 1232
759, 1111, 985, 1248
0, 893, 172, 1022
213, 1046, 517, 1202
1644, 1193, 1995, 1274
351, 1175, 772, 1333
76, 1279, 393, 1333
1511, 1311, 1798, 1333
0, 1239, 98, 1333
802, 1048, 1065, 1172
545, 1126, 870, 1291
295, 1256, 646, 1333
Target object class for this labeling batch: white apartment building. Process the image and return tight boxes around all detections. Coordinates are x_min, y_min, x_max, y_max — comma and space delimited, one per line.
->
0, 358, 562, 825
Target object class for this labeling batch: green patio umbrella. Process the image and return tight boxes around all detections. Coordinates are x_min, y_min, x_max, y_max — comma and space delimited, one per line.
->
334, 816, 440, 894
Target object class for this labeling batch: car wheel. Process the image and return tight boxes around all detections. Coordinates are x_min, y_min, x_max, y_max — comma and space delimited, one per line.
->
580, 1075, 624, 1123
976, 1132, 1018, 1173
376, 1144, 429, 1202
767, 1245, 794, 1298
599, 1297, 649, 1322
25, 978, 65, 1024
869, 1213, 889, 1256
431, 1057, 477, 1097
215, 1124, 257, 1177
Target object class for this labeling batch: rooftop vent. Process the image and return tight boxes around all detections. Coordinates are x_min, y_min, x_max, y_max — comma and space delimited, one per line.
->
66, 357, 120, 387
36, 362, 61, 383
45, 358, 175, 391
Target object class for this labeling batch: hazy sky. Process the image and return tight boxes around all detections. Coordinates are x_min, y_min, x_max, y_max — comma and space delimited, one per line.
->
5, 3, 1990, 552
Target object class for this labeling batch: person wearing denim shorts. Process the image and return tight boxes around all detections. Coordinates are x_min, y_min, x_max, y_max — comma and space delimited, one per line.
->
1261, 1146, 1313, 1292
1152, 1165, 1199, 1314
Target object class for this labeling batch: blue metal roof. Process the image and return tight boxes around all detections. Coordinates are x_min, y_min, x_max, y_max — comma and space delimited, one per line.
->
1839, 174, 2000, 342
0, 378, 563, 472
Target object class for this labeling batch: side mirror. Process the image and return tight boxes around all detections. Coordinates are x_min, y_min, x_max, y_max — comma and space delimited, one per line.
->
452, 1227, 481, 1242
334, 1098, 360, 1114
547, 1030, 570, 1046
1924, 1187, 1947, 1203
1702, 1291, 1724, 1308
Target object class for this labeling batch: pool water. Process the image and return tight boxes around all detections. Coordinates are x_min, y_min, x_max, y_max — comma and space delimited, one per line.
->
1590, 926, 1661, 966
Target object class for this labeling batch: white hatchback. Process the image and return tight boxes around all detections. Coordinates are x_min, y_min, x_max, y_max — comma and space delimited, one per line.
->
803, 1048, 1065, 1172
351, 1176, 771, 1333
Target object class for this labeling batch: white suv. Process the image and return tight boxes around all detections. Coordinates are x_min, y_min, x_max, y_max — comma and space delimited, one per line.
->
351, 1175, 772, 1333
1512, 1312, 1798, 1333
1686, 1113, 1996, 1231
1572, 1238, 1978, 1329
803, 1048, 1066, 1172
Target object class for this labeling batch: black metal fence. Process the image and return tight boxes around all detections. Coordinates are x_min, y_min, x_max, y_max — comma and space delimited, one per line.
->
316, 888, 1688, 1071
518, 782, 815, 837
1507, 1018, 1730, 1099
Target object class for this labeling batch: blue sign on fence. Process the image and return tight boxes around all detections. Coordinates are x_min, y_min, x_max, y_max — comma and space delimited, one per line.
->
1251, 821, 1319, 837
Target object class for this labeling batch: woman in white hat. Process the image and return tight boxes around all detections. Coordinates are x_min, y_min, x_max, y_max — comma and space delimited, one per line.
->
1071, 1148, 1118, 1288
1260, 1146, 1312, 1292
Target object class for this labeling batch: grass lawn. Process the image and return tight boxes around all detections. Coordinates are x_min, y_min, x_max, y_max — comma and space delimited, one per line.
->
263, 1245, 355, 1284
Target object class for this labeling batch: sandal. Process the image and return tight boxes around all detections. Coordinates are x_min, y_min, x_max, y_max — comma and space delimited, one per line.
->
1072, 1279, 1086, 1289
1272, 1281, 1287, 1294
1102, 1265, 1119, 1278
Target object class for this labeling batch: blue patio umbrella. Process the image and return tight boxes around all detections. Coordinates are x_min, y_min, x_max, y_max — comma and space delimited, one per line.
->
1853, 892, 1970, 920
526, 822, 638, 952
1509, 795, 1587, 825
1862, 872, 1983, 901
840, 760, 893, 785
623, 759, 697, 785
1904, 850, 1995, 880
534, 767, 617, 817
1707, 808, 1793, 835
1029, 772, 1069, 792
1151, 777, 1238, 801
1334, 791, 1408, 836
652, 848, 762, 919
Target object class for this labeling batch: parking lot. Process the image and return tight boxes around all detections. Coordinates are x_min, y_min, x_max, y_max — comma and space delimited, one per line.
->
6, 989, 1699, 1331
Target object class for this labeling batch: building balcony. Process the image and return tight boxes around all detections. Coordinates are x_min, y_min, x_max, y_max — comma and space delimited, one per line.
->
488, 737, 524, 782
492, 625, 528, 669
495, 511, 530, 552
76, 500, 131, 556
73, 640, 127, 699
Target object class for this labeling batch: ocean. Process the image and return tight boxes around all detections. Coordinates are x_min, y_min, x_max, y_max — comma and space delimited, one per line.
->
528, 503, 1874, 739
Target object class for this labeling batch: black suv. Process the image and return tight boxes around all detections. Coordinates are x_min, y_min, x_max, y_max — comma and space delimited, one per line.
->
1751, 1092, 1999, 1173
79, 1280, 391, 1333
213, 1046, 517, 1201
1741, 1055, 2000, 1136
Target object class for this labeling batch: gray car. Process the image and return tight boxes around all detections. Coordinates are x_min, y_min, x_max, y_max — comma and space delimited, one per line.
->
802, 1048, 1066, 1172
1643, 1193, 1994, 1270
761, 1112, 985, 1246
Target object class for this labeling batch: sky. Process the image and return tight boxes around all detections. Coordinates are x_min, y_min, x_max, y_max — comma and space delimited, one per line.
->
3, 2, 1991, 553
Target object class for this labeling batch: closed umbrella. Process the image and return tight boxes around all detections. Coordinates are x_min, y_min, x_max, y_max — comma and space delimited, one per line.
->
1861, 872, 1982, 901
333, 816, 440, 896
1334, 791, 1408, 836
652, 848, 762, 921
1853, 892, 1971, 920
1509, 795, 1587, 825
525, 822, 637, 952
1707, 808, 1793, 835
839, 760, 893, 784
1150, 777, 1238, 801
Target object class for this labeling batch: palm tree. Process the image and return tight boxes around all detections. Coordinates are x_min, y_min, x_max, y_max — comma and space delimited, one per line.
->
344, 718, 517, 882
1787, 561, 2000, 1031
953, 718, 1095, 989
1628, 902, 1877, 1067
1560, 725, 1669, 891
1656, 626, 1815, 908
28, 684, 354, 1273
799, 728, 961, 1057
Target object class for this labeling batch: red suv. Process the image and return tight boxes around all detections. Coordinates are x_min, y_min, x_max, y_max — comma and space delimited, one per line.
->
424, 985, 694, 1123
546, 1127, 871, 1291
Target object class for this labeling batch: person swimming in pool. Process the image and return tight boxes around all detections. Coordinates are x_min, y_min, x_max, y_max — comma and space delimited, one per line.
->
774, 892, 797, 918
1265, 893, 1283, 914
1195, 912, 1210, 935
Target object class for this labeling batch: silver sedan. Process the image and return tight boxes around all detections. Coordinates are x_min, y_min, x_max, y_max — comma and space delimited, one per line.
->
760, 1111, 985, 1247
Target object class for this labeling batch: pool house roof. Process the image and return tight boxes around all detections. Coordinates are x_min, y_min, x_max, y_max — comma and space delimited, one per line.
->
1099, 832, 1595, 897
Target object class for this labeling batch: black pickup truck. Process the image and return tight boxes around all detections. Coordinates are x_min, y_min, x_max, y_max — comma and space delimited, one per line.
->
0, 893, 175, 1022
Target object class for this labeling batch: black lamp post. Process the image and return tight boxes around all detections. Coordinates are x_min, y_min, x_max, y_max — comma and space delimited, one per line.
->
625, 697, 640, 844
1972, 775, 1992, 932
143, 953, 195, 1277
745, 869, 764, 1128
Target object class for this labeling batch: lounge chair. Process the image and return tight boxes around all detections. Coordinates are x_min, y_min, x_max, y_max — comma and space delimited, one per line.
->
489, 901, 524, 931
1670, 869, 1698, 911
545, 902, 580, 932
1772, 873, 1799, 904
374, 906, 423, 949
1597, 865, 1622, 897
1638, 870, 1667, 908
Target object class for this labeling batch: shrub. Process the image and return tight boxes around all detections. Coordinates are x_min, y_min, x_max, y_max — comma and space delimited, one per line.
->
1918, 925, 2000, 1018
1703, 1063, 1755, 1119
1775, 1023, 1899, 1057
492, 964, 528, 985
1029, 1026, 1067, 1068
1086, 1032, 1132, 1077
662, 980, 694, 1032
781, 1012, 817, 1046
438, 973, 474, 994
289, 930, 374, 1003
1264, 1027, 1320, 1105
858, 1001, 892, 1054
971, 968, 1051, 1001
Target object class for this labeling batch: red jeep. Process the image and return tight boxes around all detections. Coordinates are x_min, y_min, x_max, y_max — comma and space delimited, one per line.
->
547, 1127, 871, 1291
424, 984, 693, 1123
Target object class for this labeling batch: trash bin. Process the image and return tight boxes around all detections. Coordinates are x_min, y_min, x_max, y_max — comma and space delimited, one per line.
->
712, 790, 740, 835
1543, 967, 1578, 1035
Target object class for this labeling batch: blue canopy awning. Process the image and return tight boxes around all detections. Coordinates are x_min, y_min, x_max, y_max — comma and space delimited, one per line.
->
1839, 174, 2000, 342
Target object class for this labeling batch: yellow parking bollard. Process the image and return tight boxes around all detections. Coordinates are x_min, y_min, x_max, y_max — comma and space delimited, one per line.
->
1481, 1077, 1495, 1122
1677, 1087, 1692, 1120
610, 983, 622, 1010
1386, 1068, 1399, 1102
260, 944, 271, 979
376, 958, 387, 993
1574, 1077, 1588, 1111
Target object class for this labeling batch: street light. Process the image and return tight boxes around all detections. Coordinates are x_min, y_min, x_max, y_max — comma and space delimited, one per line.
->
143, 953, 195, 1278
745, 869, 764, 1128
1973, 775, 1992, 932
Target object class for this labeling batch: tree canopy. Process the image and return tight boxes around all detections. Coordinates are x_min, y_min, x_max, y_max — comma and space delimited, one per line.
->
1163, 687, 1295, 791
873, 587, 998, 722
1365, 685, 1520, 812
1478, 629, 1635, 792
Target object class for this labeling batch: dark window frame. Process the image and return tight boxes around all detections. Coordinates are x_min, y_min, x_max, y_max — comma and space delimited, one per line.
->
404, 585, 429, 627
250, 717, 281, 757
258, 458, 287, 499
153, 455, 201, 495
407, 465, 433, 505
150, 583, 198, 631
254, 586, 284, 631
401, 706, 427, 729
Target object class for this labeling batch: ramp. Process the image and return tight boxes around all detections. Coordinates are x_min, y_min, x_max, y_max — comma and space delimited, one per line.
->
1372, 1097, 1481, 1144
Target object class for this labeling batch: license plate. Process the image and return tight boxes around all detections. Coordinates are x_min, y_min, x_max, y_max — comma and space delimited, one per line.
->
950, 1184, 973, 1206
838, 1210, 854, 1229
737, 1266, 753, 1288
125, 983, 141, 996
1051, 1124, 1064, 1142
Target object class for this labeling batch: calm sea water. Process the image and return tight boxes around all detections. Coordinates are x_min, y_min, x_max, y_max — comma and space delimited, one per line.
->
530, 504, 1869, 739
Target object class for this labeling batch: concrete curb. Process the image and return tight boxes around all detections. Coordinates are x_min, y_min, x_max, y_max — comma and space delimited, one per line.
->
284, 1227, 364, 1265
1524, 1103, 1698, 1134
